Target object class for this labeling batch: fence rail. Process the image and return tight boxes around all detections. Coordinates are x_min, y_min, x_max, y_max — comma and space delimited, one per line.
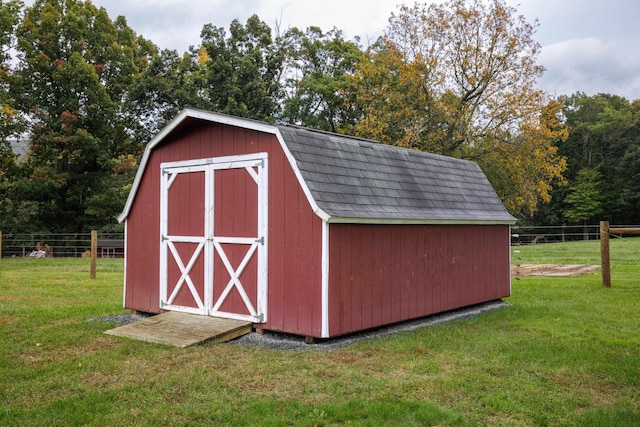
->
0, 224, 637, 261
511, 224, 640, 287
511, 224, 605, 244
0, 232, 124, 258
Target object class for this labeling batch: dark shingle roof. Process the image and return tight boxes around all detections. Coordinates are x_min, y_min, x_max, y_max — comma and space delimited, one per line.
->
277, 125, 515, 223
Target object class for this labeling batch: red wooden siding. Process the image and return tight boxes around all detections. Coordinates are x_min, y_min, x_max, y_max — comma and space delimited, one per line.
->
168, 242, 206, 308
267, 133, 324, 337
124, 148, 162, 313
166, 170, 206, 309
125, 121, 324, 336
167, 170, 205, 237
212, 166, 259, 316
327, 223, 511, 337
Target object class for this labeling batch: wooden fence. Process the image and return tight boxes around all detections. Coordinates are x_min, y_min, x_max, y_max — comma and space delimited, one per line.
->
0, 232, 123, 258
0, 230, 122, 279
2, 225, 637, 284
600, 221, 640, 288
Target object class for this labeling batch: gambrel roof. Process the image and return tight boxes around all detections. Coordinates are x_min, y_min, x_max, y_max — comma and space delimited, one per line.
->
119, 109, 516, 224
279, 125, 515, 223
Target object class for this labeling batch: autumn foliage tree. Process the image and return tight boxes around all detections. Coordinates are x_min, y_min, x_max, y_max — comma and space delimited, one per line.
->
349, 0, 567, 217
0, 0, 23, 150
0, 0, 30, 231
9, 0, 154, 232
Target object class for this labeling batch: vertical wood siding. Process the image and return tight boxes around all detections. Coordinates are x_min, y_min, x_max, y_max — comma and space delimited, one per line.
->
166, 170, 206, 309
328, 224, 511, 337
212, 166, 259, 316
125, 121, 323, 336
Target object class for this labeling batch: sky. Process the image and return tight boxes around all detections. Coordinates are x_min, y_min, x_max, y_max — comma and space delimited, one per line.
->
24, 0, 640, 100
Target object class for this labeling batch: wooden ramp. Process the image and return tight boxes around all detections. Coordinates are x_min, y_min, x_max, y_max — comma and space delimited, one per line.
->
104, 312, 253, 347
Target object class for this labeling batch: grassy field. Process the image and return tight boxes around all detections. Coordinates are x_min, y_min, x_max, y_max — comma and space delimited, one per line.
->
512, 235, 640, 267
0, 240, 639, 426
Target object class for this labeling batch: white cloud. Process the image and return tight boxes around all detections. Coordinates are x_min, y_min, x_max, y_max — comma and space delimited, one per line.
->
91, 0, 400, 51
538, 38, 640, 100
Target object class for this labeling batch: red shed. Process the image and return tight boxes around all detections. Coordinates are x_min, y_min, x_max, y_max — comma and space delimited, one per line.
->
118, 109, 516, 340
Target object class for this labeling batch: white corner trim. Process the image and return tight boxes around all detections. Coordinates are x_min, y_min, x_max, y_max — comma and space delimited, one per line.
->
122, 219, 128, 308
321, 220, 330, 338
508, 225, 513, 295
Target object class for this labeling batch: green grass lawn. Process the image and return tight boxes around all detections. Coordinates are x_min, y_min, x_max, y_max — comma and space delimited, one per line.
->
1, 248, 639, 426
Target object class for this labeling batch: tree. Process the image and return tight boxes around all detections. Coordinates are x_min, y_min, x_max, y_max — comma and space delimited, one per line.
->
618, 141, 640, 222
563, 168, 605, 236
0, 0, 24, 147
198, 15, 286, 121
125, 48, 207, 143
127, 15, 291, 142
348, 0, 567, 217
278, 26, 363, 132
535, 93, 640, 225
0, 0, 27, 233
480, 99, 568, 215
559, 93, 632, 172
10, 0, 153, 232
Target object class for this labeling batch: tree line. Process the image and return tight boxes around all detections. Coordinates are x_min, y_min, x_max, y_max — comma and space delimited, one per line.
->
533, 93, 640, 226
0, 0, 637, 234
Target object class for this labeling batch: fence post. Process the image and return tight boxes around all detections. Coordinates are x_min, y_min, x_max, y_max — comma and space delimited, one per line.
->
600, 221, 611, 288
90, 230, 97, 280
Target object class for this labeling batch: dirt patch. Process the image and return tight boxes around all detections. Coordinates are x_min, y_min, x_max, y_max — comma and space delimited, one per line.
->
0, 313, 15, 324
511, 264, 601, 277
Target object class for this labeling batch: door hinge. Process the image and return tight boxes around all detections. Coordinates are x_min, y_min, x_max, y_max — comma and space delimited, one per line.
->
255, 159, 264, 168
255, 236, 264, 245
254, 313, 264, 323
161, 235, 168, 242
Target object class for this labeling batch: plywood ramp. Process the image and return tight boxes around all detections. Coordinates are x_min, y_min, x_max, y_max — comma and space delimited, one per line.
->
104, 312, 252, 347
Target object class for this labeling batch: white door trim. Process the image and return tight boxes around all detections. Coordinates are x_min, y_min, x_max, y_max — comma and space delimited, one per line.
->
159, 153, 268, 323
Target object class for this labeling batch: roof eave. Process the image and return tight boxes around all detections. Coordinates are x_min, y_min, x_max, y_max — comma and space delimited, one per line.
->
325, 216, 518, 225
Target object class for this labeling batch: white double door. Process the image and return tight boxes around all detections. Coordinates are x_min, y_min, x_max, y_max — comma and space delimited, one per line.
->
159, 153, 268, 323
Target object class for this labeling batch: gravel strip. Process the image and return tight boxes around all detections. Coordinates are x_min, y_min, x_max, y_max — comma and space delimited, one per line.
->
88, 313, 152, 326
92, 300, 509, 351
233, 300, 510, 351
